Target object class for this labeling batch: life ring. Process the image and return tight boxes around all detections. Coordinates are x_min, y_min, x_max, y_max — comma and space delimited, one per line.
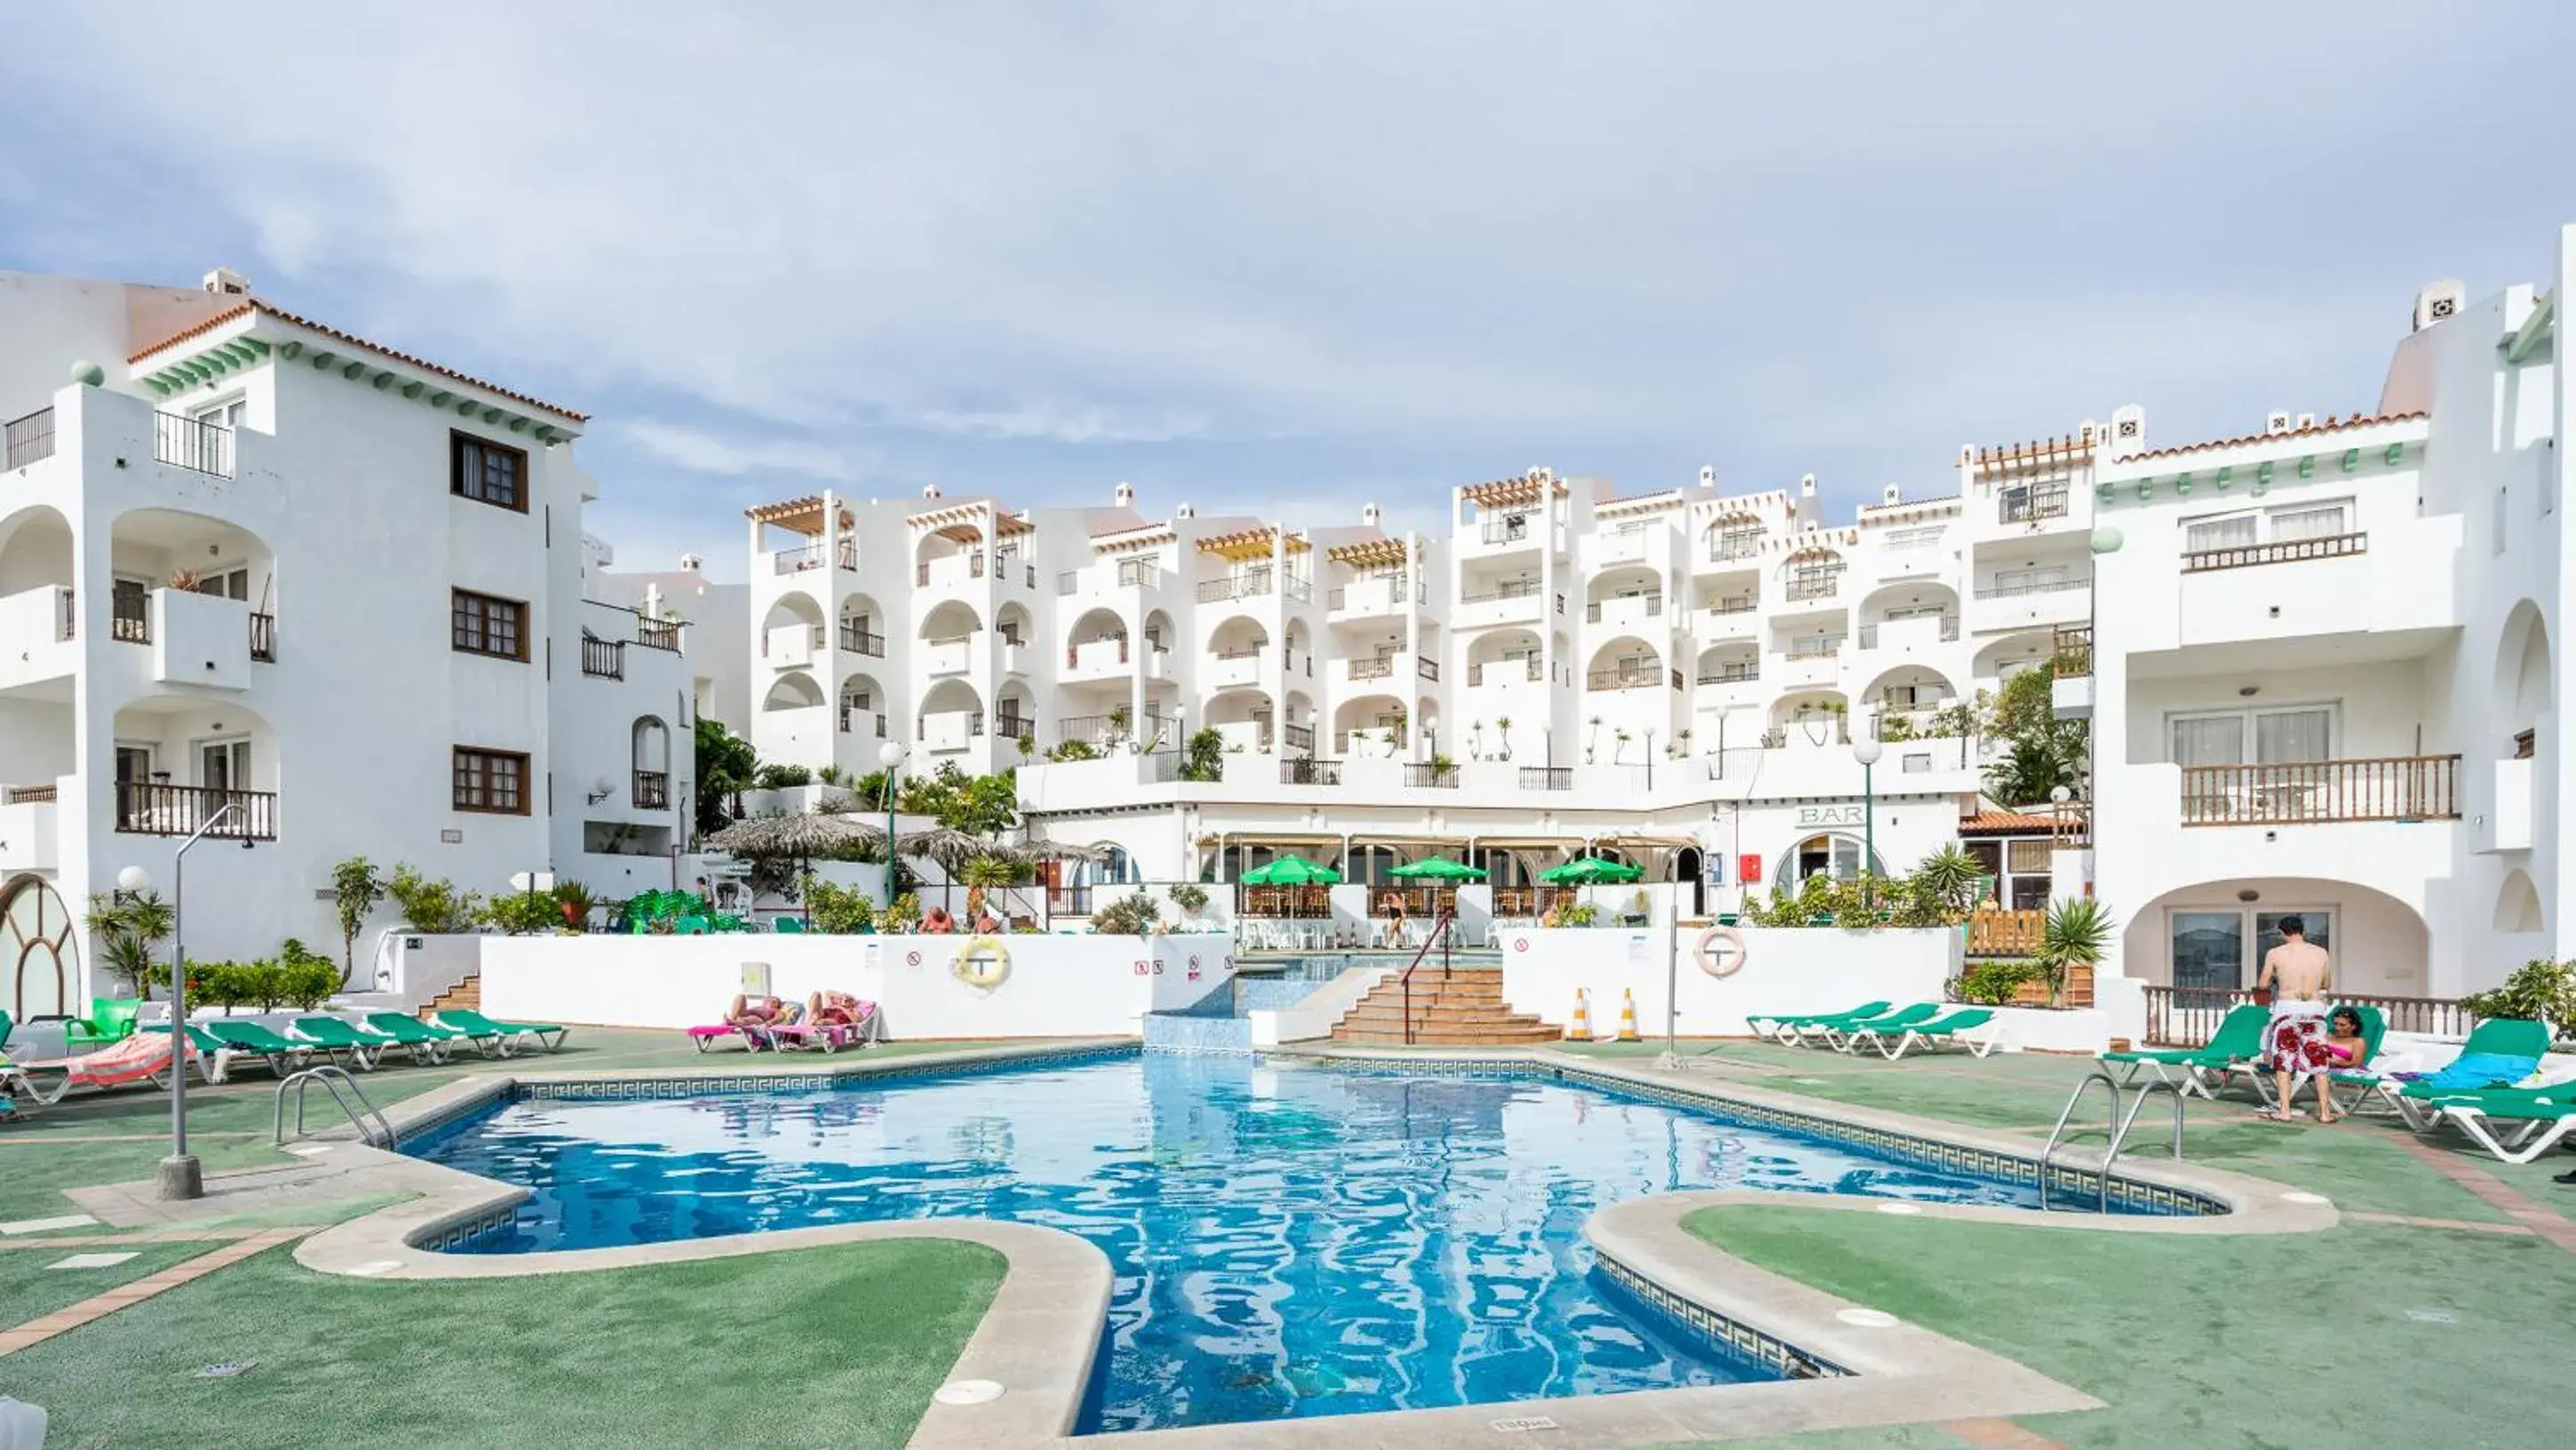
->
1695, 925, 1748, 978
952, 936, 1012, 992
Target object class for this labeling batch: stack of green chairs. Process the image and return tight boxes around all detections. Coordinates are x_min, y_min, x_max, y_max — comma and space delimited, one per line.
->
64, 998, 142, 1054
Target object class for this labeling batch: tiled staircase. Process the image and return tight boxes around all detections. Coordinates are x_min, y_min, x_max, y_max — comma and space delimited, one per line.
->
425, 974, 481, 1016
1330, 966, 1562, 1046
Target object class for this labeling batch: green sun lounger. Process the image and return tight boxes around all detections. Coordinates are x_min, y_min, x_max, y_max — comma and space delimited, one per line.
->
1851, 1008, 2000, 1060
200, 1021, 314, 1080
290, 1016, 393, 1072
433, 1008, 568, 1056
2428, 1082, 2576, 1164
1801, 1002, 1939, 1049
1748, 1000, 1890, 1044
2363, 1018, 2556, 1128
2099, 1003, 2269, 1098
362, 1012, 465, 1065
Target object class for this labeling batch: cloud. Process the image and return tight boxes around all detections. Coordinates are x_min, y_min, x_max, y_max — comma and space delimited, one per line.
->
615, 419, 875, 482
907, 403, 1211, 445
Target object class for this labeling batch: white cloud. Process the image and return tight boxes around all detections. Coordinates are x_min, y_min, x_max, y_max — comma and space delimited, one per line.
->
614, 419, 874, 482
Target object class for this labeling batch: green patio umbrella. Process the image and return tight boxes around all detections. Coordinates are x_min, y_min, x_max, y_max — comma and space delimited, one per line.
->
1538, 857, 1643, 886
1386, 856, 1487, 881
1239, 854, 1343, 886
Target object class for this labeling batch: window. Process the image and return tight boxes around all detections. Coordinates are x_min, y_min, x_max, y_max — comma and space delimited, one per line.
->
1991, 563, 2071, 594
193, 567, 250, 602
199, 739, 251, 792
451, 589, 528, 661
2270, 502, 2349, 542
2183, 499, 2351, 554
451, 433, 528, 512
1774, 833, 1884, 889
2183, 514, 2259, 554
452, 747, 529, 814
2168, 705, 2334, 766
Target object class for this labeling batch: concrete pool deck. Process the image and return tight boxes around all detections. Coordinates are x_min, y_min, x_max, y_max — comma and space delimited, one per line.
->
1, 1028, 2570, 1447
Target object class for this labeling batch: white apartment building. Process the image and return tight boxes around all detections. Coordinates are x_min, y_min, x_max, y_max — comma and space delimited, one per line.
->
2082, 225, 2575, 1010
746, 441, 2115, 914
0, 269, 697, 1020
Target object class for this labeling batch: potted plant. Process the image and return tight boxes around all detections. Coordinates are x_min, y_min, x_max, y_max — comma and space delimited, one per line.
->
1586, 715, 1603, 763
1613, 729, 1632, 763
1494, 716, 1513, 761
2037, 896, 2116, 1008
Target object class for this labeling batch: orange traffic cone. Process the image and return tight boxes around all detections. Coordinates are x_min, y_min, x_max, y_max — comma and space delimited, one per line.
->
1617, 988, 1643, 1042
1566, 988, 1595, 1042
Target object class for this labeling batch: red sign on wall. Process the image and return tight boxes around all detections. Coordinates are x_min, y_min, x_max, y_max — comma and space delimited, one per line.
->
1736, 854, 1762, 886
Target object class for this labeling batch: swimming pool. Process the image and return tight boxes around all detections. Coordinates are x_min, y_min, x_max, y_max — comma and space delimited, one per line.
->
409, 1052, 2162, 1432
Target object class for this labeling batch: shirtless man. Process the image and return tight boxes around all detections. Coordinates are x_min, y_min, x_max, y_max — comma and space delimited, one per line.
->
2255, 916, 2333, 1119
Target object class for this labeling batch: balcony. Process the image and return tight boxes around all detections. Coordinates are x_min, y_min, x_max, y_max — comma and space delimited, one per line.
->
632, 770, 671, 809
1346, 657, 1395, 682
250, 611, 276, 663
774, 543, 827, 575
1697, 662, 1759, 686
918, 552, 989, 588
1586, 665, 1673, 692
116, 782, 276, 840
1283, 722, 1315, 753
1783, 576, 1843, 605
154, 411, 234, 477
1467, 659, 1543, 687
2050, 626, 2094, 720
1856, 617, 1959, 649
2181, 531, 2365, 574
1060, 711, 1175, 751
0, 784, 59, 872
1063, 637, 1132, 681
1586, 595, 1664, 626
1199, 570, 1276, 605
1705, 535, 1764, 565
1208, 648, 1264, 689
1328, 576, 1419, 618
1454, 578, 1543, 628
4, 407, 54, 468
1281, 757, 1343, 785
838, 621, 886, 657
637, 616, 680, 651
581, 634, 625, 679
921, 709, 985, 753
1783, 639, 1842, 661
923, 634, 975, 675
1968, 574, 2090, 633
0, 586, 77, 690
1480, 514, 1540, 548
1403, 762, 1460, 789
994, 713, 1035, 746
113, 590, 150, 644
2180, 756, 2459, 826
1999, 483, 2071, 525
1417, 656, 1440, 682
1518, 766, 1572, 791
150, 588, 253, 689
838, 705, 887, 737
765, 622, 821, 670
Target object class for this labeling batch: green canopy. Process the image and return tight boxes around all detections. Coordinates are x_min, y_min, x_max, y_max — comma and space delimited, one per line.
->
1240, 854, 1342, 886
1538, 857, 1643, 885
1386, 856, 1486, 881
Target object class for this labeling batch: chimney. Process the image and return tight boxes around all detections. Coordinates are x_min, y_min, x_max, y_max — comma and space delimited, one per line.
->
1799, 474, 1817, 499
1362, 502, 1381, 528
2264, 411, 2292, 435
1113, 481, 1134, 508
1175, 501, 1196, 520
1697, 466, 1716, 490
678, 552, 704, 572
2412, 279, 2464, 333
202, 267, 250, 296
921, 483, 942, 499
1880, 483, 1902, 506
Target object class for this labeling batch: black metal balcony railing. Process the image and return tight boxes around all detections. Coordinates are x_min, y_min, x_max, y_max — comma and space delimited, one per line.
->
1785, 574, 1842, 602
1708, 534, 1763, 562
839, 621, 885, 657
1282, 758, 1343, 786
838, 705, 887, 737
1417, 657, 1440, 682
1118, 558, 1157, 589
1404, 762, 1461, 789
1975, 575, 2088, 599
636, 616, 680, 652
1705, 597, 1758, 617
2182, 530, 2367, 573
1519, 766, 1572, 791
632, 770, 671, 809
995, 714, 1035, 744
115, 782, 275, 840
4, 407, 55, 469
1468, 660, 1543, 686
1283, 722, 1315, 753
155, 411, 234, 477
2179, 755, 2461, 826
1347, 657, 1395, 681
111, 593, 150, 644
1482, 515, 1536, 546
1198, 571, 1274, 603
582, 634, 624, 679
2143, 985, 2473, 1048
55, 587, 74, 641
1999, 483, 2071, 524
1460, 579, 1542, 606
1585, 596, 1662, 623
249, 611, 276, 663
1586, 667, 1666, 691
1697, 662, 1759, 685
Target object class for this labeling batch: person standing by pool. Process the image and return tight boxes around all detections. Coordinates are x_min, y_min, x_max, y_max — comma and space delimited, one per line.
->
2253, 916, 2333, 1120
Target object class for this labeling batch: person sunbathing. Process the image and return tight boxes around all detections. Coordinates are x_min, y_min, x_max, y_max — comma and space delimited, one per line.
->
727, 993, 786, 1050
807, 991, 862, 1028
974, 912, 1002, 934
919, 906, 957, 934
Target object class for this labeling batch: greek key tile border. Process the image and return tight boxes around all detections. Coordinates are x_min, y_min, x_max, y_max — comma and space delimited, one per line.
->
1592, 1252, 1849, 1382
514, 1042, 1140, 1103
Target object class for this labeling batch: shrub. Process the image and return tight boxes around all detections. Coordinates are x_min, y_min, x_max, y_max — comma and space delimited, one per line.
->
1957, 959, 2040, 1006
753, 763, 812, 790
874, 892, 921, 936
805, 877, 877, 935
278, 939, 339, 1009
1180, 728, 1226, 783
1090, 892, 1163, 936
479, 890, 565, 936
1167, 883, 1210, 913
1047, 739, 1102, 763
387, 865, 480, 934
2461, 959, 2576, 1033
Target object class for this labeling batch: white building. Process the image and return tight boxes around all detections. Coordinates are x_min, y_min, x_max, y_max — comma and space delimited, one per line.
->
591, 546, 750, 738
0, 268, 698, 1017
743, 447, 2108, 918
2082, 226, 2573, 1011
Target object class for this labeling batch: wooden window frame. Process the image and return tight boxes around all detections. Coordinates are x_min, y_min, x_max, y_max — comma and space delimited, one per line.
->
451, 588, 529, 662
450, 431, 529, 513
452, 746, 531, 816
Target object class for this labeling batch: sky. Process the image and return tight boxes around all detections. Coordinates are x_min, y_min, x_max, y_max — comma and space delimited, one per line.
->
4, 4, 2572, 580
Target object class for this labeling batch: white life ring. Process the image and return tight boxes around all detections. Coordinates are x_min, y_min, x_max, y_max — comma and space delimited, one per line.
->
1695, 925, 1748, 978
952, 936, 1012, 992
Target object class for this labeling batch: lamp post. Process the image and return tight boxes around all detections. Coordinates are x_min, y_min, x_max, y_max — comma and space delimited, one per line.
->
1851, 731, 1883, 908
879, 739, 907, 909
131, 801, 244, 1201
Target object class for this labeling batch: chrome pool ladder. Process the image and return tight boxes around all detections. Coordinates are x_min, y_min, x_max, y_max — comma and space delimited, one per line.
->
273, 1064, 396, 1149
2038, 1068, 2184, 1212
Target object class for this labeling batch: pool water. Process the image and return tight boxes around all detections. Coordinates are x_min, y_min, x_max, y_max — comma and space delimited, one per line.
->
413, 1055, 2069, 1431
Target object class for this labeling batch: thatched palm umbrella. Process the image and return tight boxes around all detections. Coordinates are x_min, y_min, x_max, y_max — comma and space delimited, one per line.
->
896, 827, 1016, 912
1021, 840, 1110, 927
705, 813, 885, 922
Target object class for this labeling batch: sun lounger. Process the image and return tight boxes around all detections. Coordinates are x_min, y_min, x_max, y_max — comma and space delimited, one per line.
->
361, 1013, 465, 1065
2427, 1082, 2576, 1164
1746, 1000, 1891, 1045
772, 1000, 881, 1053
1800, 1002, 1938, 1050
686, 1024, 745, 1052
2357, 1018, 2556, 1129
1851, 1008, 1999, 1060
2098, 1003, 2269, 1099
290, 1016, 391, 1072
11, 1031, 192, 1104
201, 1021, 315, 1080
433, 1008, 567, 1055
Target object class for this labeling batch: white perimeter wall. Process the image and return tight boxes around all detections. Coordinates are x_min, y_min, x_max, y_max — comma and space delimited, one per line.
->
478, 932, 1232, 1040
1497, 925, 1960, 1042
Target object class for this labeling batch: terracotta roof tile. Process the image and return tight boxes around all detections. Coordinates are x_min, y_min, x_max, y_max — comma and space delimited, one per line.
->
1957, 809, 2070, 835
2128, 411, 2425, 464
129, 297, 587, 422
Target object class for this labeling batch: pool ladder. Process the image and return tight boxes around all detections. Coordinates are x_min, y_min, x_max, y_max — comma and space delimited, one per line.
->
273, 1065, 396, 1150
2037, 1068, 2184, 1212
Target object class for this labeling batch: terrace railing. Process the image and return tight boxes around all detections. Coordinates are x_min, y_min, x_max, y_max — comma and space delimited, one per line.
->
2178, 755, 2460, 826
155, 411, 234, 476
4, 407, 55, 468
2141, 986, 2475, 1048
2181, 531, 2366, 574
115, 782, 275, 840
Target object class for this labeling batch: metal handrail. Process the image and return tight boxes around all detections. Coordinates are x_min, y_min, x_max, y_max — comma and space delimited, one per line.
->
273, 1064, 395, 1149
1395, 910, 1457, 1047
2037, 1068, 2184, 1212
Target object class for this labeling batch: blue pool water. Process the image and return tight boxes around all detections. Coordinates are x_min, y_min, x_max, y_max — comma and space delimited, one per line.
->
412, 1054, 2095, 1431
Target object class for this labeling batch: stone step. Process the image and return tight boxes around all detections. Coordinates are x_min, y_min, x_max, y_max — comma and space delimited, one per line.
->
1331, 1024, 1567, 1045
1338, 1005, 1550, 1029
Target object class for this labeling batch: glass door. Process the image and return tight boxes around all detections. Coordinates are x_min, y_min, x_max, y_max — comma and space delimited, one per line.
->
2169, 911, 2245, 1017
2254, 910, 2334, 980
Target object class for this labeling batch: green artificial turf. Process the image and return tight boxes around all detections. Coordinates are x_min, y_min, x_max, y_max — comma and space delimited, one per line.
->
1685, 1205, 2576, 1450
0, 1239, 1006, 1450
0, 1241, 208, 1327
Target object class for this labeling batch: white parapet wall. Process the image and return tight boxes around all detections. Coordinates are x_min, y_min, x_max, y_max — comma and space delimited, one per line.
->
1499, 925, 1961, 1044
477, 932, 1233, 1040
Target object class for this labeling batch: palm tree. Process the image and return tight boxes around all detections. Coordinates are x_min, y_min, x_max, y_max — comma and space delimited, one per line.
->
2039, 896, 2118, 1007
960, 855, 1023, 920
1910, 844, 1985, 922
1494, 716, 1514, 761
85, 890, 171, 998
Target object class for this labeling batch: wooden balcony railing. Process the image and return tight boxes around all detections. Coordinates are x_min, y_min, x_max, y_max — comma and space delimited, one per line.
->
632, 770, 671, 809
1965, 909, 2044, 958
2053, 625, 2092, 677
115, 782, 275, 840
2181, 530, 2366, 574
249, 611, 276, 663
581, 634, 624, 679
2142, 985, 2476, 1048
3, 784, 58, 806
636, 615, 680, 652
2179, 755, 2460, 825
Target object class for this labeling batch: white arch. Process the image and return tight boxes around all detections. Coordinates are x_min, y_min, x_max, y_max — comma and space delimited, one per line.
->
764, 672, 825, 711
